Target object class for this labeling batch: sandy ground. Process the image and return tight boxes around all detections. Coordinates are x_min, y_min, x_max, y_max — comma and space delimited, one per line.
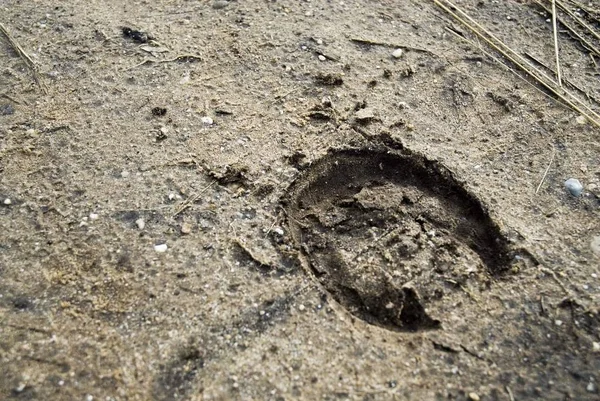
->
1, 0, 600, 400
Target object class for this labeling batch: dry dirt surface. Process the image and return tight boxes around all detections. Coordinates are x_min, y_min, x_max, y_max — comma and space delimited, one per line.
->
1, 0, 600, 400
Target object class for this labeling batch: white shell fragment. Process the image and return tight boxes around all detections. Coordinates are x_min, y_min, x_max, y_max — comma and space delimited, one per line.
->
135, 218, 145, 230
201, 116, 214, 125
392, 48, 404, 59
564, 178, 583, 197
154, 243, 168, 253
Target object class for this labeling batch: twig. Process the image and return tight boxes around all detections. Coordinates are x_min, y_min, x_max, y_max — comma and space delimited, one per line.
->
539, 266, 570, 295
557, 0, 600, 42
535, 146, 556, 194
172, 180, 216, 218
124, 54, 202, 71
0, 23, 47, 93
523, 51, 599, 104
534, 0, 600, 58
350, 37, 433, 54
551, 0, 563, 86
445, 28, 562, 107
506, 386, 515, 401
0, 92, 26, 105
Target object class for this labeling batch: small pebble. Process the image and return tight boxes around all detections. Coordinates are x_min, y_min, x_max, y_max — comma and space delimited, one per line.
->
555, 320, 563, 326
135, 218, 145, 230
212, 0, 229, 9
392, 48, 404, 59
468, 393, 480, 401
298, 304, 305, 311
318, 55, 326, 62
154, 243, 168, 253
592, 342, 600, 353
564, 178, 583, 197
587, 382, 596, 393
3, 198, 11, 205
181, 222, 192, 235
201, 116, 214, 125
89, 213, 99, 220
121, 170, 130, 178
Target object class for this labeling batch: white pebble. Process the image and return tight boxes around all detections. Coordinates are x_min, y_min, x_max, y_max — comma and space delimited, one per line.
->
89, 213, 99, 220
201, 116, 214, 125
154, 243, 168, 253
392, 48, 404, 59
587, 382, 596, 393
3, 198, 11, 205
318, 55, 326, 62
298, 304, 305, 311
593, 342, 600, 353
564, 178, 583, 197
135, 218, 145, 230
121, 170, 130, 178
468, 393, 480, 401
555, 320, 563, 326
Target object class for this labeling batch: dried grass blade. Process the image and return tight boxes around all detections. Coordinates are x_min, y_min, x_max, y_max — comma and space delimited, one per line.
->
434, 0, 600, 128
0, 22, 47, 94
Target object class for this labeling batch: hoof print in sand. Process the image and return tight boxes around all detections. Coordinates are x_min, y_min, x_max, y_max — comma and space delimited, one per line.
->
283, 148, 512, 332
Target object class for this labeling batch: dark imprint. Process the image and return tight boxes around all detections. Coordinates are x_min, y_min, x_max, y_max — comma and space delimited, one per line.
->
283, 147, 513, 332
